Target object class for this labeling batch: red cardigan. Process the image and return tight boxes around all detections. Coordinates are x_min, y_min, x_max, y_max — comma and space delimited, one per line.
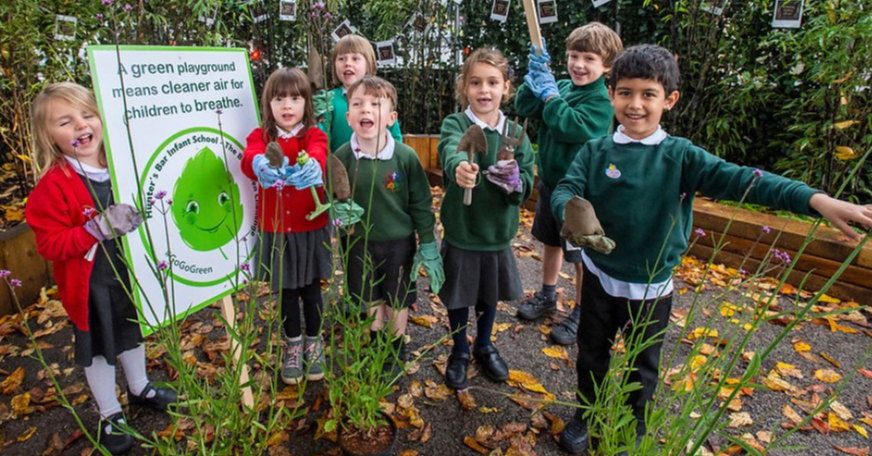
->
25, 163, 101, 331
241, 127, 329, 233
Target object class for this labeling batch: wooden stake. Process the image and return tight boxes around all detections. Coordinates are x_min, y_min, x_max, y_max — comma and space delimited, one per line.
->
220, 295, 255, 409
521, 0, 544, 52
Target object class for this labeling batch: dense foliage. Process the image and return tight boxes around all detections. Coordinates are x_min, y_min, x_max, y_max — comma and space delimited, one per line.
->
1, 0, 870, 202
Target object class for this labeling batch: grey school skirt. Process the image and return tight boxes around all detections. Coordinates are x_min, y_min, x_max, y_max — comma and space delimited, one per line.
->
438, 241, 523, 310
255, 226, 333, 291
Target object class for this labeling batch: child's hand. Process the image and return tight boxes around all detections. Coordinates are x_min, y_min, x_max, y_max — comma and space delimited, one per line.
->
253, 154, 287, 188
84, 204, 143, 241
455, 161, 480, 189
809, 193, 872, 241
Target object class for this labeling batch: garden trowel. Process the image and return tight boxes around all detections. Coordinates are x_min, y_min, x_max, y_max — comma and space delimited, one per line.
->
265, 141, 285, 169
560, 196, 616, 254
329, 154, 351, 202
458, 125, 487, 206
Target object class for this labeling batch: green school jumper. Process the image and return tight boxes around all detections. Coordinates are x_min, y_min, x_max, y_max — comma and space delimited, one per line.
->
438, 112, 535, 251
333, 140, 434, 243
515, 77, 613, 191
551, 135, 821, 284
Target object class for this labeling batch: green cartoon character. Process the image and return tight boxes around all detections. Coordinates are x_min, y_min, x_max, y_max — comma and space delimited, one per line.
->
171, 146, 243, 251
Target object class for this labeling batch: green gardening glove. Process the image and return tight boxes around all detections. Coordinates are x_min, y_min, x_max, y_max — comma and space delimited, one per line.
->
313, 89, 335, 119
409, 241, 444, 294
331, 200, 364, 227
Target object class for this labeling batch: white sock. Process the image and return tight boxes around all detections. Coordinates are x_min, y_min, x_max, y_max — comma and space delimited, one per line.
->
118, 345, 153, 398
84, 356, 122, 419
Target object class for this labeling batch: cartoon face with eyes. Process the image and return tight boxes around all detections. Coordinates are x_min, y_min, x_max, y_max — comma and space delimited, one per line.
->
171, 147, 243, 251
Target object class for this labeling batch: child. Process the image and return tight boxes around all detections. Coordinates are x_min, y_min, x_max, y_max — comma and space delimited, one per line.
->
317, 34, 403, 152
438, 48, 535, 390
26, 82, 177, 455
551, 44, 872, 454
332, 76, 442, 382
240, 68, 330, 385
514, 23, 623, 347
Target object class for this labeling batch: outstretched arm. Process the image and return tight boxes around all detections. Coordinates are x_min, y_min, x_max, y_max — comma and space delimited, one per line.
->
809, 194, 872, 241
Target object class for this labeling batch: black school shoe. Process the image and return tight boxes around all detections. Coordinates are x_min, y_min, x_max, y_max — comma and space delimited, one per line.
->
445, 351, 470, 390
516, 291, 557, 321
558, 416, 590, 455
472, 344, 509, 382
550, 304, 581, 346
99, 412, 134, 455
129, 382, 178, 412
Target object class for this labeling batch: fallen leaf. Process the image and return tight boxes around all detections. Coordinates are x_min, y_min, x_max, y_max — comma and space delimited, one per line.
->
830, 412, 853, 432
479, 407, 499, 414
834, 120, 860, 130
729, 412, 753, 428
424, 384, 451, 401
775, 362, 804, 379
783, 405, 803, 424
836, 146, 858, 161
815, 369, 843, 383
859, 368, 872, 381
832, 401, 855, 421
409, 315, 438, 328
821, 352, 843, 369
542, 346, 569, 360
464, 435, 490, 454
688, 327, 719, 340
833, 446, 870, 456
855, 424, 869, 439
17, 426, 37, 442
794, 340, 812, 352
0, 367, 24, 394
457, 390, 477, 410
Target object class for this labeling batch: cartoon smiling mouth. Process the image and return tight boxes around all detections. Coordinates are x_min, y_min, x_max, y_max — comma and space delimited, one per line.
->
194, 213, 229, 233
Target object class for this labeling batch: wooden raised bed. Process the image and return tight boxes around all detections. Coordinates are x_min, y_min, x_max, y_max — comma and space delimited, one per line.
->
405, 135, 872, 305
0, 223, 53, 315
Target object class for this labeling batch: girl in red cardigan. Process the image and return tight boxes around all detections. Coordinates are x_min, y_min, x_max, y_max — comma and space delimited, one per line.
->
25, 82, 176, 455
240, 68, 330, 385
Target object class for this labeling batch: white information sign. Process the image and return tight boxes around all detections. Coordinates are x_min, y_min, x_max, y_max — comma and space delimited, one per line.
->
87, 46, 259, 332
772, 0, 803, 28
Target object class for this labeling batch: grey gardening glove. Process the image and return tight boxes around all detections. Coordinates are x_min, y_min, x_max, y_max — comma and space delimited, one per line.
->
560, 196, 616, 254
84, 204, 143, 241
409, 241, 444, 294
485, 159, 523, 194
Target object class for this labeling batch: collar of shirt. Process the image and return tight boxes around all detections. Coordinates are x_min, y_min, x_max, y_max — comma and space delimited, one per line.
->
350, 132, 395, 160
64, 155, 111, 182
464, 107, 506, 133
276, 124, 304, 139
613, 125, 667, 145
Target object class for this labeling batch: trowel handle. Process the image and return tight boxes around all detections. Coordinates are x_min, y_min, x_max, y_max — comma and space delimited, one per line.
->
463, 188, 472, 206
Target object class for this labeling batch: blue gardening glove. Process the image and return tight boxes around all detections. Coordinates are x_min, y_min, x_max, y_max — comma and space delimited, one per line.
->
331, 200, 364, 227
286, 156, 323, 189
409, 241, 444, 294
526, 70, 559, 102
313, 89, 335, 119
253, 155, 288, 189
528, 39, 551, 73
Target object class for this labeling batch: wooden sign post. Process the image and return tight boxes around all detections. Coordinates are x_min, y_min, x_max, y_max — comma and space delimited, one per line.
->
521, 0, 544, 52
220, 295, 255, 409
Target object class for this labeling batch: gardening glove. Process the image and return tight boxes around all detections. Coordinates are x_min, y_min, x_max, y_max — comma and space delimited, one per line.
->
485, 159, 523, 194
331, 200, 364, 227
313, 89, 335, 119
286, 156, 323, 189
528, 39, 551, 73
527, 70, 559, 102
84, 204, 143, 241
253, 154, 288, 189
560, 196, 616, 254
409, 241, 444, 294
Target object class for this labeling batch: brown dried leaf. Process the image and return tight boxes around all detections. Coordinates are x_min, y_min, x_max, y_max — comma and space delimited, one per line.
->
464, 435, 490, 454
0, 366, 24, 394
729, 412, 753, 428
457, 390, 477, 410
833, 446, 870, 456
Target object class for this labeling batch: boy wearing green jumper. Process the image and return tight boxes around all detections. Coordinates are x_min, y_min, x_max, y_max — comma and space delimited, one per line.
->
318, 35, 402, 152
552, 44, 872, 455
332, 77, 442, 382
514, 23, 623, 346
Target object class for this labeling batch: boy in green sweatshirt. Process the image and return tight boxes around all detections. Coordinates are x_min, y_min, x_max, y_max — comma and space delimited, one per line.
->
514, 23, 623, 346
552, 44, 872, 455
332, 76, 442, 383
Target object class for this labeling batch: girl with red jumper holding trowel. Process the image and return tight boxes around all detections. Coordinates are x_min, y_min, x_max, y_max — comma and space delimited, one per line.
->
437, 47, 535, 391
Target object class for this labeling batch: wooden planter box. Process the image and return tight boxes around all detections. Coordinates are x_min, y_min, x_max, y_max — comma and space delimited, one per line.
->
406, 135, 872, 304
0, 223, 53, 315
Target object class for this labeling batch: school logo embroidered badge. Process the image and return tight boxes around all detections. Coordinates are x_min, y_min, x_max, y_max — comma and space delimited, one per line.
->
384, 170, 402, 191
605, 163, 622, 179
